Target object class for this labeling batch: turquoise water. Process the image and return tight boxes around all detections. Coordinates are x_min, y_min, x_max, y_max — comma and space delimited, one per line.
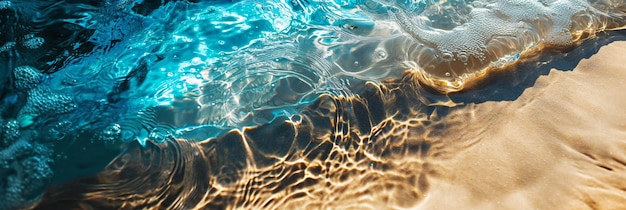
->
1, 0, 625, 209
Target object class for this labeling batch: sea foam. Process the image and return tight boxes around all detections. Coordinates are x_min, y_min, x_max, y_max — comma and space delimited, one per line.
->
327, 0, 626, 92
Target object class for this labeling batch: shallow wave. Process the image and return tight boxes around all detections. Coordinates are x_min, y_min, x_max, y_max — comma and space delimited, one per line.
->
1, 0, 626, 209
335, 0, 626, 92
45, 0, 362, 143
35, 40, 626, 210
18, 0, 626, 142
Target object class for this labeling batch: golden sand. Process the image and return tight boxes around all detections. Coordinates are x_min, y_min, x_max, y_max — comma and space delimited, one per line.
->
420, 41, 626, 209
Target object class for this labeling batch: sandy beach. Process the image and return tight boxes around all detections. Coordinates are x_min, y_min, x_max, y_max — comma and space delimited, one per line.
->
418, 41, 626, 209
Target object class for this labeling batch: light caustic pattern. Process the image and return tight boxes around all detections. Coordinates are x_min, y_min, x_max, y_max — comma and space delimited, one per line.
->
38, 80, 467, 209
35, 0, 626, 144
1, 0, 626, 209
37, 45, 626, 209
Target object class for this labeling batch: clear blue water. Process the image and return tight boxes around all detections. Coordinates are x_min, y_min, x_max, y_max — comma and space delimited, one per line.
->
0, 0, 625, 209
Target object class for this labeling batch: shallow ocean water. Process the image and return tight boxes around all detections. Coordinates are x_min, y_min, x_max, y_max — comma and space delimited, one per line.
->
0, 0, 625, 209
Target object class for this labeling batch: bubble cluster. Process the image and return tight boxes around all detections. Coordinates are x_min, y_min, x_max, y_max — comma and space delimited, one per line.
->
19, 156, 53, 186
148, 128, 171, 144
98, 124, 122, 142
377, 0, 626, 92
1, 120, 20, 146
18, 88, 77, 126
13, 66, 43, 90
0, 42, 15, 53
21, 34, 45, 49
0, 138, 53, 210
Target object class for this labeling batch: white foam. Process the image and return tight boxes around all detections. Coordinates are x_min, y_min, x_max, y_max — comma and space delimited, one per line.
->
335, 0, 626, 92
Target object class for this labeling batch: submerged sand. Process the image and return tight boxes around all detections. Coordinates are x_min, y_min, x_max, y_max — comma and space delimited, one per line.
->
420, 41, 626, 209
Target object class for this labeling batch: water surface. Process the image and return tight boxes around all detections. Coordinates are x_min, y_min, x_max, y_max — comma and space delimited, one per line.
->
0, 0, 625, 209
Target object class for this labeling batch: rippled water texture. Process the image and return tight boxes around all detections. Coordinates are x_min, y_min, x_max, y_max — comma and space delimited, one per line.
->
1, 0, 626, 209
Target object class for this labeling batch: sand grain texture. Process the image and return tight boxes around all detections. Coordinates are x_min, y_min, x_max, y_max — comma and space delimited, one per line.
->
419, 41, 626, 210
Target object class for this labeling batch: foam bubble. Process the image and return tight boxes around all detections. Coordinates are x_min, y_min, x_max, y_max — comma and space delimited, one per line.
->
98, 124, 122, 142
18, 88, 77, 121
375, 49, 387, 60
0, 42, 15, 53
22, 34, 44, 49
148, 128, 170, 144
13, 66, 43, 90
361, 0, 626, 92
441, 51, 454, 62
1, 120, 19, 146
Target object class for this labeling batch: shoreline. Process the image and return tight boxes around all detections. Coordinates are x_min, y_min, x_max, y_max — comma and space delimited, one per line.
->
420, 41, 626, 209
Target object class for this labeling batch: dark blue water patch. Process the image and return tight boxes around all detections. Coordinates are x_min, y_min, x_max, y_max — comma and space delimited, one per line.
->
49, 132, 124, 185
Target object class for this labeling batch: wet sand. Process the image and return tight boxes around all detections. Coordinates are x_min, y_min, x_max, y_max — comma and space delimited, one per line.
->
421, 41, 626, 209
